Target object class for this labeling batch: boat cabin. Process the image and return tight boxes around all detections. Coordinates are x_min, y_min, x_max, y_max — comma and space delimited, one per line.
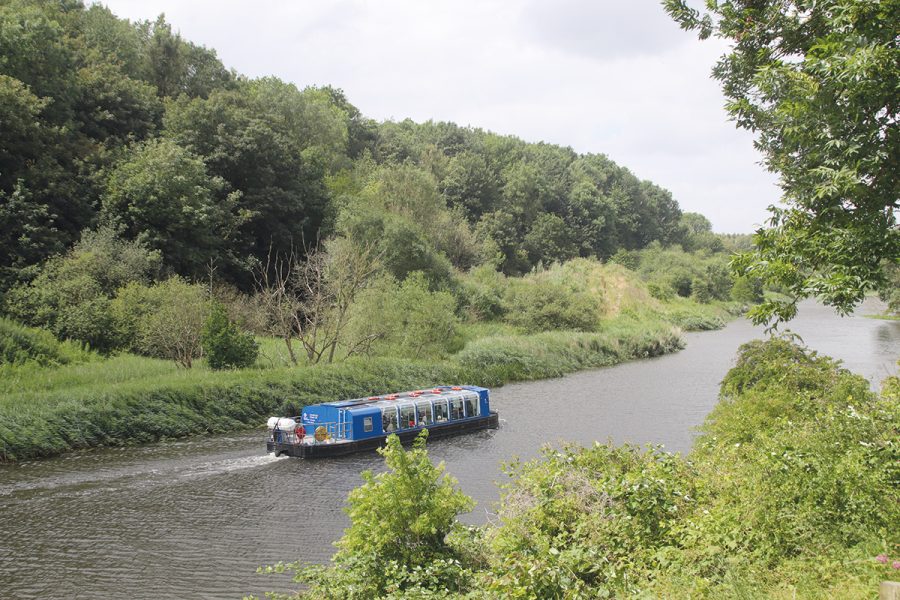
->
298, 385, 489, 442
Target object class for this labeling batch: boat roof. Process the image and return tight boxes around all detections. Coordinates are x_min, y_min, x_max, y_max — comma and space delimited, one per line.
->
310, 385, 482, 412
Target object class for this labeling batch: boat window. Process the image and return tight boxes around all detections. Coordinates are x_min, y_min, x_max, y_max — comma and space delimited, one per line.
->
399, 403, 416, 429
433, 400, 449, 422
382, 407, 399, 433
450, 398, 464, 420
416, 401, 432, 426
464, 395, 479, 417
363, 416, 373, 432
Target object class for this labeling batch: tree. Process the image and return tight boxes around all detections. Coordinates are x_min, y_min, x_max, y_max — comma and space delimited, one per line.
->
523, 213, 579, 266
283, 432, 475, 599
113, 277, 207, 367
201, 301, 258, 369
254, 238, 381, 365
102, 138, 239, 277
164, 84, 329, 284
346, 271, 461, 358
664, 0, 900, 325
4, 227, 161, 353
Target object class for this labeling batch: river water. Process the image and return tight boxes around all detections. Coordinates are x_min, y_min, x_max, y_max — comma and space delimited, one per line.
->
1, 299, 897, 599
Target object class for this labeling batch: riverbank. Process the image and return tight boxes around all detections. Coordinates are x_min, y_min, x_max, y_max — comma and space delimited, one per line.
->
2, 300, 895, 600
0, 308, 735, 462
265, 338, 900, 600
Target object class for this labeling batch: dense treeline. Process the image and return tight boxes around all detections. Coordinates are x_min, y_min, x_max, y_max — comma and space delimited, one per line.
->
0, 0, 750, 369
2, 0, 712, 301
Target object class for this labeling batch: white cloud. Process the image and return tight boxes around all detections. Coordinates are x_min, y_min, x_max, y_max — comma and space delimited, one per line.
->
100, 0, 779, 232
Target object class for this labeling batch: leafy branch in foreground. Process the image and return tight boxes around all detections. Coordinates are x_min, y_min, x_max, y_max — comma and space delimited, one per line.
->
251, 431, 477, 600
664, 0, 899, 325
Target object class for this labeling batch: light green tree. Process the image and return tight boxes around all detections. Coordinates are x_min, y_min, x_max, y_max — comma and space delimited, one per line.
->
255, 432, 476, 600
664, 0, 899, 325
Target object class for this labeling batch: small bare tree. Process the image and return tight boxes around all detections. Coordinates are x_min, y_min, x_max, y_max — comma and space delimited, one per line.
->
297, 237, 382, 363
255, 238, 382, 365
255, 246, 303, 365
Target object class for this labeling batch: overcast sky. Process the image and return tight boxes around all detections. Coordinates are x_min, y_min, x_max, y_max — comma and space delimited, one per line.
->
100, 0, 781, 233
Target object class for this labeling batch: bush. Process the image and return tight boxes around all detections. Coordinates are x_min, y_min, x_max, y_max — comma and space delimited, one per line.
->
202, 301, 259, 370
346, 272, 462, 359
458, 264, 507, 321
483, 443, 695, 598
257, 432, 476, 599
111, 277, 208, 367
0, 318, 92, 367
3, 226, 160, 353
730, 274, 764, 304
679, 338, 900, 582
502, 277, 600, 333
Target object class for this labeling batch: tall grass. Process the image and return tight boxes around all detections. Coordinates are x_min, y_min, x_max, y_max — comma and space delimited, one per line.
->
0, 318, 685, 462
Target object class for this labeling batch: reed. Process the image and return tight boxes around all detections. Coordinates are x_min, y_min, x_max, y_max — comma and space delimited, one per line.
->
0, 317, 686, 461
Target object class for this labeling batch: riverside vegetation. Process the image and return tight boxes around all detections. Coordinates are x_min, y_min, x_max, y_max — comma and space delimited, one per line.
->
0, 253, 740, 461
0, 1, 751, 461
252, 339, 900, 599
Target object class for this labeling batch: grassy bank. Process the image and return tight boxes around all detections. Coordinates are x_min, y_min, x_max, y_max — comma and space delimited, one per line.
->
0, 316, 689, 462
0, 256, 741, 462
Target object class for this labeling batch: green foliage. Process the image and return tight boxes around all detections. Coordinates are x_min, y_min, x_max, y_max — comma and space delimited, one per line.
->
201, 301, 258, 370
454, 325, 683, 383
102, 138, 238, 277
111, 277, 208, 367
878, 261, 900, 315
4, 227, 160, 353
287, 433, 476, 599
0, 317, 92, 367
163, 81, 332, 282
624, 243, 736, 304
483, 443, 695, 598
502, 276, 601, 333
730, 275, 764, 304
665, 0, 900, 325
677, 212, 724, 254
0, 0, 715, 301
683, 339, 900, 578
458, 265, 507, 321
346, 272, 462, 359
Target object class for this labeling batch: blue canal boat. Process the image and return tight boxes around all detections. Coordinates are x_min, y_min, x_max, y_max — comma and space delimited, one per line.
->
266, 385, 499, 458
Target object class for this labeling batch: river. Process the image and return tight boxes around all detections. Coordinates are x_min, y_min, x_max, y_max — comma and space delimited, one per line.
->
1, 298, 897, 599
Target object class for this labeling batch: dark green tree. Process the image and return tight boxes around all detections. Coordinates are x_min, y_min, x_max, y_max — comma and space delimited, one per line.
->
164, 84, 329, 284
201, 301, 258, 369
101, 138, 239, 277
4, 227, 161, 353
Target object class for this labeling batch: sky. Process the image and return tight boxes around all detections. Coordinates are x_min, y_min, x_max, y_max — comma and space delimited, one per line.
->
99, 0, 781, 233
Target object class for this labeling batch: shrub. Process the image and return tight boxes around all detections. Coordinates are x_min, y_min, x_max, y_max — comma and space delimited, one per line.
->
262, 432, 476, 599
458, 264, 506, 321
346, 272, 461, 359
684, 338, 900, 575
502, 278, 600, 333
111, 277, 208, 367
730, 274, 764, 304
3, 226, 160, 353
483, 443, 695, 598
0, 318, 92, 366
201, 301, 258, 370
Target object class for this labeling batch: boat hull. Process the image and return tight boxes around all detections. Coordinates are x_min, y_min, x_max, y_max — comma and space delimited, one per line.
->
267, 412, 499, 458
